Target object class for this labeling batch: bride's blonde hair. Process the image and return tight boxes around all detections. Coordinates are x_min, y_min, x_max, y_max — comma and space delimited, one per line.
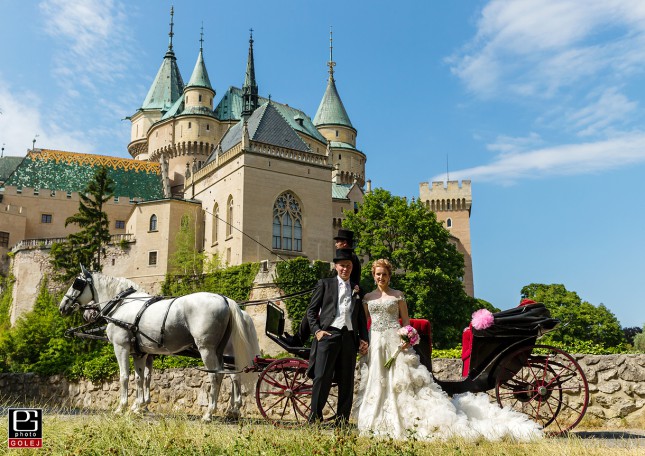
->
371, 258, 392, 276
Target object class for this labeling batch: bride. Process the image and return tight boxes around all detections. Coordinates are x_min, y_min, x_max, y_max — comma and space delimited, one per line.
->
352, 258, 543, 441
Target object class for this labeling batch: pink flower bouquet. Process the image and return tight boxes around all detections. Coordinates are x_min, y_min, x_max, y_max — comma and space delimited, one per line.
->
384, 325, 420, 369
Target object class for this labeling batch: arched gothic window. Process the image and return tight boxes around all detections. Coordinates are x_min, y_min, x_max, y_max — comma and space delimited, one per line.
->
272, 192, 302, 251
226, 196, 234, 237
446, 218, 453, 228
149, 214, 158, 231
212, 203, 219, 243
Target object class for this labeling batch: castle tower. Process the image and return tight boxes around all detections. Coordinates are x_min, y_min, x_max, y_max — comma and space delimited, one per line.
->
314, 29, 366, 187
128, 7, 184, 161
419, 180, 474, 297
241, 30, 259, 119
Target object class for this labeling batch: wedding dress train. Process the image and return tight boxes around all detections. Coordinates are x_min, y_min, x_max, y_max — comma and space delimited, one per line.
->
352, 297, 543, 441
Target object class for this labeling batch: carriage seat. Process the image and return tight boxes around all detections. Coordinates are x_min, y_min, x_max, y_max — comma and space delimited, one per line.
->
460, 300, 548, 377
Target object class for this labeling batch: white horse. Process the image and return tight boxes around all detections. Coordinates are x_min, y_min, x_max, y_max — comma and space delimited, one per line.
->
59, 266, 260, 421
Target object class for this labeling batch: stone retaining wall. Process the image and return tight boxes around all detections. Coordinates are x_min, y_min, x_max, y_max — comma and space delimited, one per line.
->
1, 354, 644, 427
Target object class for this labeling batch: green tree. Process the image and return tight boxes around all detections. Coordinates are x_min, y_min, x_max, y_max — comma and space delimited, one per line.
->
521, 283, 626, 347
343, 188, 479, 347
274, 257, 332, 334
50, 166, 115, 281
634, 326, 645, 352
168, 213, 206, 275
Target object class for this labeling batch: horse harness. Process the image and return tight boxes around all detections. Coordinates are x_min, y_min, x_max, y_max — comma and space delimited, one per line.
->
66, 280, 183, 355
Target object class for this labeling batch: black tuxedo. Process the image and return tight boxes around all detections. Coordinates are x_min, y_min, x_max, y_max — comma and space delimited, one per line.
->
306, 277, 369, 422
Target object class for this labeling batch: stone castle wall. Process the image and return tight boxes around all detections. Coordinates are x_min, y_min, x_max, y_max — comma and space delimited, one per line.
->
1, 354, 643, 428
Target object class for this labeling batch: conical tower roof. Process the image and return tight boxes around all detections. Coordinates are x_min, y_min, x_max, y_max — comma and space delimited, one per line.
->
186, 28, 213, 90
140, 7, 184, 110
313, 77, 353, 128
313, 29, 353, 128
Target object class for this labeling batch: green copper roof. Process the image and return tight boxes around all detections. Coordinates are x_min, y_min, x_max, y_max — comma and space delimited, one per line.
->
0, 156, 24, 183
313, 77, 353, 129
332, 183, 353, 200
140, 49, 185, 111
186, 49, 213, 90
4, 149, 164, 200
214, 87, 326, 143
160, 94, 218, 121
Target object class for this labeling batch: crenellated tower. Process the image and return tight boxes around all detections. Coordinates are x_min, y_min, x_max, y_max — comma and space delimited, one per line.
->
314, 29, 366, 188
419, 180, 473, 297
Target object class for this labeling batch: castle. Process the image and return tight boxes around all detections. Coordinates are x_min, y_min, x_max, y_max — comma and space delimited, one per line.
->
0, 8, 472, 324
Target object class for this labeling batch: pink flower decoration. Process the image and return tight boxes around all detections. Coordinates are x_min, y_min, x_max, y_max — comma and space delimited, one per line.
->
471, 309, 494, 330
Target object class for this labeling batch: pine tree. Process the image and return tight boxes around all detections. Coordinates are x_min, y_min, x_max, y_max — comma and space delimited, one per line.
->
50, 166, 115, 281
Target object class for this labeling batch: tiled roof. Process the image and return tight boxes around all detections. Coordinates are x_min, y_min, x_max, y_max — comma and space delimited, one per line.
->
332, 183, 353, 200
4, 149, 163, 200
314, 77, 353, 129
140, 49, 185, 111
0, 156, 24, 183
219, 102, 311, 153
214, 87, 326, 143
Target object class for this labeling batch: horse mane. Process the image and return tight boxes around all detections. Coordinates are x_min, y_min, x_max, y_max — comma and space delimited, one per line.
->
91, 272, 146, 301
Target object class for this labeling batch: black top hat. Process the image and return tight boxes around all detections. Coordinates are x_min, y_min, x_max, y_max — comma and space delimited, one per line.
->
333, 248, 354, 263
334, 229, 354, 242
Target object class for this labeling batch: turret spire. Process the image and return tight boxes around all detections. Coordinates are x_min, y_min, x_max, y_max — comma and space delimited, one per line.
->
242, 28, 259, 119
168, 6, 175, 51
328, 26, 336, 80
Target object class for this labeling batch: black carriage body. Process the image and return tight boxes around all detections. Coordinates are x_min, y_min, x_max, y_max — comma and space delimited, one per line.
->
436, 303, 559, 395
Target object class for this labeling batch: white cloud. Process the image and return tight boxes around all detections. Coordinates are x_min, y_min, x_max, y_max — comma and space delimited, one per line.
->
450, 0, 645, 99
434, 133, 645, 185
0, 74, 93, 156
39, 0, 131, 92
567, 88, 637, 137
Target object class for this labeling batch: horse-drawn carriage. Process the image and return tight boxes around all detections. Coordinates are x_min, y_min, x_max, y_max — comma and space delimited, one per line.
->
256, 301, 589, 435
61, 268, 589, 435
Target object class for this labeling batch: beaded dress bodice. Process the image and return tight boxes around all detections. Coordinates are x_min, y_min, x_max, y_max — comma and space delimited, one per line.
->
366, 298, 400, 332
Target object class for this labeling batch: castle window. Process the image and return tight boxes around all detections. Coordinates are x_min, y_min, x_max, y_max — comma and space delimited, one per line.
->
114, 196, 119, 203
149, 214, 158, 232
339, 154, 341, 160
199, 94, 202, 102
148, 251, 158, 266
446, 218, 452, 229
206, 124, 210, 131
34, 188, 39, 196
272, 191, 302, 252
213, 203, 219, 243
226, 196, 234, 237
0, 231, 9, 248
115, 220, 125, 229
41, 214, 52, 224
188, 122, 192, 129
335, 130, 339, 137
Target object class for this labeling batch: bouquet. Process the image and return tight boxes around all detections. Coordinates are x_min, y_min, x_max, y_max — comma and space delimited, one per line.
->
384, 325, 420, 369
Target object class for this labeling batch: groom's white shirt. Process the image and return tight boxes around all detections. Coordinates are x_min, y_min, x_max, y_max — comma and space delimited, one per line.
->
330, 275, 353, 331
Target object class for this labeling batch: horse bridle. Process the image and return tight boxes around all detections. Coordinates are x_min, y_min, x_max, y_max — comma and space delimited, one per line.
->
64, 270, 99, 312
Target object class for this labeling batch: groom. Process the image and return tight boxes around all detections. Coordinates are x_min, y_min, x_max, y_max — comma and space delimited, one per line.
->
307, 248, 369, 424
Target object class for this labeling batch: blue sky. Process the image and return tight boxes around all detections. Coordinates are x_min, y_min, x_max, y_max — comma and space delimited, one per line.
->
1, 1, 643, 328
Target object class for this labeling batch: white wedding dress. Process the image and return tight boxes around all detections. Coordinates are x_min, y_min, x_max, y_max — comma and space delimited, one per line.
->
352, 297, 543, 441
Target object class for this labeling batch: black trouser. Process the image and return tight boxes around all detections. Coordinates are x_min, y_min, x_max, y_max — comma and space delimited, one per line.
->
309, 327, 356, 422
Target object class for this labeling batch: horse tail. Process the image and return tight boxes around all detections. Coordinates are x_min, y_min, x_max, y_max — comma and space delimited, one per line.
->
226, 298, 260, 371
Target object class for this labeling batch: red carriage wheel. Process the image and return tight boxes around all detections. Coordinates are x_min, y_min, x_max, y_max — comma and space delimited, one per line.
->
494, 345, 589, 435
255, 358, 337, 426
